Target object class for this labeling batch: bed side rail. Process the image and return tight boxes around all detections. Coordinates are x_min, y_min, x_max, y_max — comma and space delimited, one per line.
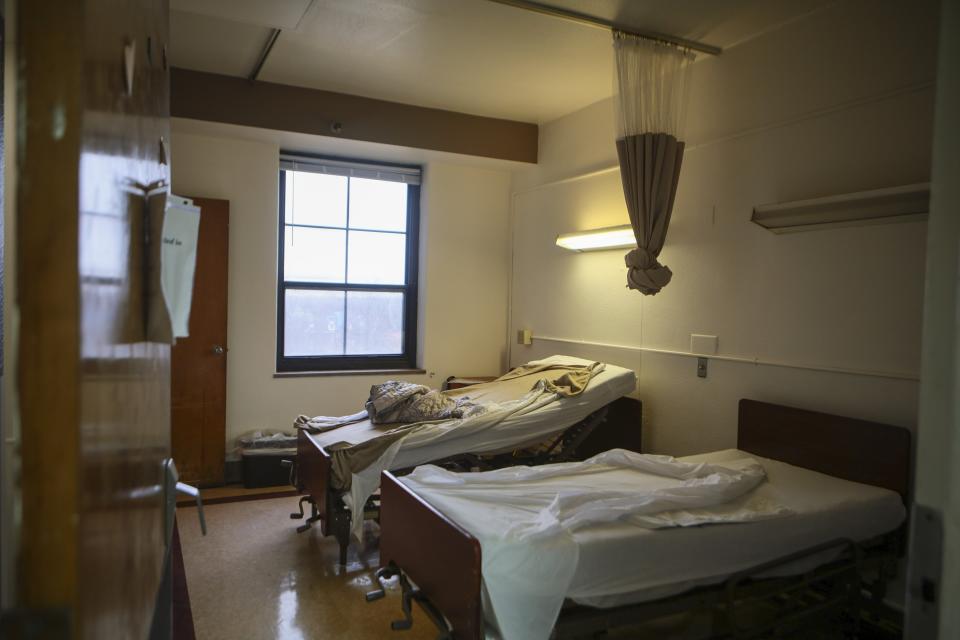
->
375, 471, 484, 640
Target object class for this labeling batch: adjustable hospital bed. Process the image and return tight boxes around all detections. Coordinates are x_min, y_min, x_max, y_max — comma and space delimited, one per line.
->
370, 399, 910, 639
292, 356, 640, 565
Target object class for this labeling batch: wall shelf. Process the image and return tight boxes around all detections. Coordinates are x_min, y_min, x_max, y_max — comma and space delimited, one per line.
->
751, 183, 930, 233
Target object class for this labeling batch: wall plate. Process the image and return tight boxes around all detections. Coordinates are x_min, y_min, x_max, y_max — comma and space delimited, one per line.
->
905, 503, 943, 638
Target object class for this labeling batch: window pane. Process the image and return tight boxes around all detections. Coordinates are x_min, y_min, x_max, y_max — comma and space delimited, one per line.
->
285, 171, 347, 228
284, 227, 345, 283
346, 291, 404, 355
284, 289, 345, 356
347, 231, 406, 285
348, 178, 407, 231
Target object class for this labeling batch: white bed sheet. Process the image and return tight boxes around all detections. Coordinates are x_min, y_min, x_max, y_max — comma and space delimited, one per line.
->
567, 448, 906, 608
403, 450, 792, 640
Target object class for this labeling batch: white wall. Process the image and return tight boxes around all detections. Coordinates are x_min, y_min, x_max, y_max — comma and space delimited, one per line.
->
510, 0, 938, 455
170, 125, 513, 451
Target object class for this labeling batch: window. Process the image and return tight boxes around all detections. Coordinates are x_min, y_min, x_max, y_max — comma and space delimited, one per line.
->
277, 154, 421, 372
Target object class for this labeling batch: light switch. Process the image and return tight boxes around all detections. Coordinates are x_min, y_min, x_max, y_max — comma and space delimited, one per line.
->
690, 334, 718, 355
517, 329, 533, 345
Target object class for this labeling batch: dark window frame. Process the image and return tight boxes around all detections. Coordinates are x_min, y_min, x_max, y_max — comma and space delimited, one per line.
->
276, 158, 421, 372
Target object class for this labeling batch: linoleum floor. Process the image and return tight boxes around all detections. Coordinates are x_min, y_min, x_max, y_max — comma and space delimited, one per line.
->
177, 497, 434, 640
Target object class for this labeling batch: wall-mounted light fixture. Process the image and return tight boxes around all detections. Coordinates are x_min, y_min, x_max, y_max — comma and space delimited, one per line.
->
751, 183, 930, 233
556, 224, 635, 252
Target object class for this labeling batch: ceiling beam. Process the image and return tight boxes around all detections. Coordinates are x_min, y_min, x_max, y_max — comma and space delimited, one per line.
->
485, 0, 722, 56
171, 68, 539, 163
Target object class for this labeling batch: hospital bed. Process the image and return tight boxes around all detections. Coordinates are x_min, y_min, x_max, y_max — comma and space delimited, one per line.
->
370, 399, 911, 639
292, 357, 640, 565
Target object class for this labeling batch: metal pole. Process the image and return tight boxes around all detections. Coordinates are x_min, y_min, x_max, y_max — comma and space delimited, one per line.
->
484, 0, 722, 56
249, 28, 282, 81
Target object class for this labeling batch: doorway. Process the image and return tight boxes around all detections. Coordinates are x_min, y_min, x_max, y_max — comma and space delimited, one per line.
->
171, 196, 229, 486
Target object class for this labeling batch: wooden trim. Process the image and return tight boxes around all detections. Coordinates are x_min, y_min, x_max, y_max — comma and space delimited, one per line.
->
17, 0, 84, 611
380, 471, 484, 640
737, 399, 912, 502
171, 68, 539, 163
296, 430, 332, 535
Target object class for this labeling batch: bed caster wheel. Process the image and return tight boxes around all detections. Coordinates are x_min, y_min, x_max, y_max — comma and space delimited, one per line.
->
391, 620, 412, 631
365, 588, 385, 602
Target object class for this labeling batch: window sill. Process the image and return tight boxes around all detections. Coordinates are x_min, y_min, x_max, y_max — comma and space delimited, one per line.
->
273, 368, 427, 379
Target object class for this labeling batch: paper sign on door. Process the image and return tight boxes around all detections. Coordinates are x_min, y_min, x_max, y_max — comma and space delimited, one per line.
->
160, 195, 201, 339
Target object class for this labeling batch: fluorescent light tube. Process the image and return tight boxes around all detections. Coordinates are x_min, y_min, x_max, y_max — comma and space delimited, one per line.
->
556, 224, 635, 252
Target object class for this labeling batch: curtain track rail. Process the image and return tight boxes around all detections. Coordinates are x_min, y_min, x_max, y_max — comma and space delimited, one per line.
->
484, 0, 722, 56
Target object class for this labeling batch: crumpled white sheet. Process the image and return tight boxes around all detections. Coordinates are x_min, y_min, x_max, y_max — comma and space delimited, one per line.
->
400, 449, 792, 640
294, 411, 369, 434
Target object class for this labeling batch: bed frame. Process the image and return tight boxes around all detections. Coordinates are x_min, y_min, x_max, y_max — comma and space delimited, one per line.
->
371, 399, 912, 639
291, 396, 643, 565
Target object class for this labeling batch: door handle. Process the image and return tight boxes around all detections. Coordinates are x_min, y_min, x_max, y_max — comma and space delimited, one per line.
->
176, 481, 207, 536
212, 345, 225, 355
163, 459, 208, 544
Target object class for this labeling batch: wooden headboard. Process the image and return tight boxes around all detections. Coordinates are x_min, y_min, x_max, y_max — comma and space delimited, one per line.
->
737, 399, 912, 501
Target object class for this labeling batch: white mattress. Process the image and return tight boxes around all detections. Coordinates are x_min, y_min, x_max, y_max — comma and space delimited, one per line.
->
310, 356, 638, 471
567, 448, 906, 608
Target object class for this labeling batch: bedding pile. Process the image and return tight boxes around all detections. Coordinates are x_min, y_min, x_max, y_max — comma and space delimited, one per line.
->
365, 380, 487, 424
292, 381, 483, 434
400, 449, 792, 640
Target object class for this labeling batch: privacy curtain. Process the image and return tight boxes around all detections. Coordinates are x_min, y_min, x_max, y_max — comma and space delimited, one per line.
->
614, 32, 694, 295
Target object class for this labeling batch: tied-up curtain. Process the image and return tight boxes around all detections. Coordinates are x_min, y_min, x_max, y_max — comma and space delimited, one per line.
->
614, 32, 694, 295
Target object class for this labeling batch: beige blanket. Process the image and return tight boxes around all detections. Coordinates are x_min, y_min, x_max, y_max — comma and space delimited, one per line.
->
493, 360, 603, 397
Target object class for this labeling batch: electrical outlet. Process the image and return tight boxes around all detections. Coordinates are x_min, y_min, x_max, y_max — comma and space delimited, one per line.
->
697, 357, 708, 378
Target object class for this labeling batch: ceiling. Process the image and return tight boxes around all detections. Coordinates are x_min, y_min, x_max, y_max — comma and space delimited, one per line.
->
170, 0, 833, 124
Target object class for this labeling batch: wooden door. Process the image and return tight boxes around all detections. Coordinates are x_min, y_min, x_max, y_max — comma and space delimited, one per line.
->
172, 197, 229, 486
15, 1, 171, 637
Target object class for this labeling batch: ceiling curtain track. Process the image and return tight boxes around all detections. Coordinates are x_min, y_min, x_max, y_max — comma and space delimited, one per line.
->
614, 30, 695, 295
